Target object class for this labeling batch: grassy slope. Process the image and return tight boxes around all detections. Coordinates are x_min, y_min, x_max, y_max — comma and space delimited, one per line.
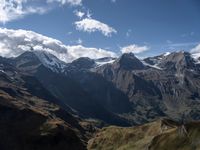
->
88, 119, 200, 150
149, 122, 200, 150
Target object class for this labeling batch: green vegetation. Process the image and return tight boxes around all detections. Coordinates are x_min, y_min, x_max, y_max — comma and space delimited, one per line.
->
88, 120, 162, 150
88, 119, 200, 150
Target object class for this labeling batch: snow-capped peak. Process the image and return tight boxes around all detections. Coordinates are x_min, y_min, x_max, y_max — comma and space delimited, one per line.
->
33, 50, 67, 73
0, 28, 117, 63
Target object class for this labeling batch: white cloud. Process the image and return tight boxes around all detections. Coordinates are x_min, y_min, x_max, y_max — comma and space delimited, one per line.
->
86, 10, 92, 18
66, 45, 116, 59
47, 0, 82, 6
74, 18, 117, 37
121, 44, 149, 54
0, 0, 48, 23
111, 0, 116, 3
0, 28, 117, 62
190, 44, 200, 60
0, 0, 82, 23
190, 44, 200, 54
74, 10, 85, 19
76, 38, 83, 44
126, 29, 132, 37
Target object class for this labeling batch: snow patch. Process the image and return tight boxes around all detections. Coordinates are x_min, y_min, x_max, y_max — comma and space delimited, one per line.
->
141, 61, 163, 70
33, 51, 67, 73
191, 53, 200, 64
163, 52, 171, 57
0, 70, 5, 73
95, 58, 115, 67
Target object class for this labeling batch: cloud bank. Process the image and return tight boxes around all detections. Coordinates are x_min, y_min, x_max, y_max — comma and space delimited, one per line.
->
0, 28, 117, 62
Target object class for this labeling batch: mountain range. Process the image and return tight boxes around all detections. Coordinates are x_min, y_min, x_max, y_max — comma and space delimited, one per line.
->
1, 48, 200, 149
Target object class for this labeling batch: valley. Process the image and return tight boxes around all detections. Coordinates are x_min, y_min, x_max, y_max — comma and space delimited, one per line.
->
1, 49, 200, 149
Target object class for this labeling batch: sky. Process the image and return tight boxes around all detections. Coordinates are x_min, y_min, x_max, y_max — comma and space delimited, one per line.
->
0, 0, 200, 59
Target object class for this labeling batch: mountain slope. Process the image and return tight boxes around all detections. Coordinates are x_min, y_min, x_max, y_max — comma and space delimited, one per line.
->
88, 119, 200, 150
10, 51, 132, 126
2, 50, 200, 126
12, 51, 67, 73
0, 58, 88, 150
96, 52, 200, 123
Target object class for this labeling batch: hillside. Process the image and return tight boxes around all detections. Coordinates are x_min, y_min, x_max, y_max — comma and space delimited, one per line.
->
0, 58, 90, 150
88, 119, 200, 150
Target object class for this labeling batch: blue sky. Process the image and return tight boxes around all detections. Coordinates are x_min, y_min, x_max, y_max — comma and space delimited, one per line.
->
0, 0, 200, 57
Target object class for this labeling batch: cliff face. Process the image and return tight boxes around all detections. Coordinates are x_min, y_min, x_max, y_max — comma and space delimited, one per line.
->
96, 52, 200, 123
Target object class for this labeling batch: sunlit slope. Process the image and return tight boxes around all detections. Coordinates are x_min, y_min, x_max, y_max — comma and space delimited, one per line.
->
88, 119, 200, 150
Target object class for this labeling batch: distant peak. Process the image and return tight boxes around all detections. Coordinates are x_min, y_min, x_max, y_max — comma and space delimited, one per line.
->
163, 51, 191, 61
15, 50, 67, 73
116, 53, 145, 70
120, 52, 136, 58
15, 51, 39, 61
158, 50, 197, 70
71, 57, 95, 69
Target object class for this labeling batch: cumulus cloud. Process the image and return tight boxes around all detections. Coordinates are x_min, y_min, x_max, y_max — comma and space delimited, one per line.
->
0, 0, 47, 23
0, 28, 117, 62
190, 44, 200, 59
74, 10, 85, 19
66, 45, 116, 59
191, 44, 200, 54
0, 0, 82, 23
74, 18, 117, 37
121, 44, 149, 54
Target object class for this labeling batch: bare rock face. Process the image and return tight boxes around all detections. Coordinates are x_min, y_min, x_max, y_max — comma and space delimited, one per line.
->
115, 53, 145, 70
10, 51, 132, 126
158, 51, 198, 72
3, 51, 200, 126
96, 52, 200, 123
71, 57, 96, 70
